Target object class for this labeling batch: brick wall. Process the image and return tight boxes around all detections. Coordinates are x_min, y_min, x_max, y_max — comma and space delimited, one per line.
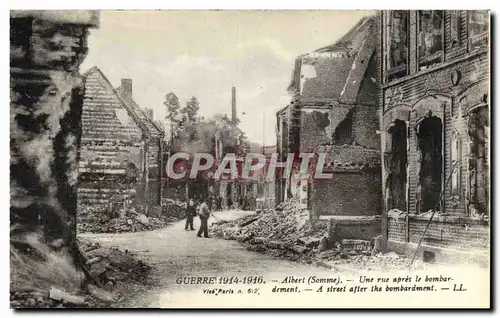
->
382, 11, 490, 256
79, 69, 145, 206
78, 180, 136, 206
300, 109, 332, 153
386, 54, 489, 215
312, 169, 382, 217
388, 217, 406, 242
352, 107, 380, 149
387, 215, 489, 251
383, 53, 488, 113
335, 219, 382, 241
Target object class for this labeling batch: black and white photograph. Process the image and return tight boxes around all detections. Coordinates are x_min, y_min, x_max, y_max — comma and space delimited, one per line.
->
8, 9, 491, 309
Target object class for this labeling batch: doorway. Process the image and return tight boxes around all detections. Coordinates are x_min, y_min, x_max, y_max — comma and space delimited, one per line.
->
468, 105, 489, 215
417, 114, 443, 212
388, 120, 408, 210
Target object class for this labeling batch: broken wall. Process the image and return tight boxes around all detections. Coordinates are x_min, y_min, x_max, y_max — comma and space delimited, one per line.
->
78, 70, 144, 206
351, 106, 380, 149
299, 55, 354, 99
10, 11, 99, 249
311, 169, 382, 217
299, 109, 332, 153
387, 213, 489, 261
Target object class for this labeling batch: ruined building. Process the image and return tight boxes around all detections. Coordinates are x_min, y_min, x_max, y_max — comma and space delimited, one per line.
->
276, 16, 382, 240
10, 11, 99, 249
379, 10, 489, 264
78, 67, 164, 207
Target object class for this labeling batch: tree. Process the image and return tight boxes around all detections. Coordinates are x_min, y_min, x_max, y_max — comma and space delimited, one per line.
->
182, 96, 200, 122
164, 92, 182, 135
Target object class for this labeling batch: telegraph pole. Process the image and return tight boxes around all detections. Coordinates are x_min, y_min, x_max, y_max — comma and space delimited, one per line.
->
262, 108, 265, 154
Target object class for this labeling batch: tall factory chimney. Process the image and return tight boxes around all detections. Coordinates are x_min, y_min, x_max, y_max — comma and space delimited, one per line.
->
231, 86, 237, 123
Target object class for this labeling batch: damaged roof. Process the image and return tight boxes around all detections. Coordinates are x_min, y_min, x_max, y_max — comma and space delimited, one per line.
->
316, 144, 381, 169
288, 15, 377, 102
314, 16, 374, 53
82, 66, 164, 140
116, 87, 165, 138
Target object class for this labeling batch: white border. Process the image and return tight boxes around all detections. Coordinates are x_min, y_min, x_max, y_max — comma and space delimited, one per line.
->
1, 1, 498, 317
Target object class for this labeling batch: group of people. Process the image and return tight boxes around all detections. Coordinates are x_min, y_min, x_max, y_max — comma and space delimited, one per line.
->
208, 194, 252, 211
184, 197, 213, 238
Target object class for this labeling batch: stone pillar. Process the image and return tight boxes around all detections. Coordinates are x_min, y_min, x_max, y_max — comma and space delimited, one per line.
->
10, 11, 99, 256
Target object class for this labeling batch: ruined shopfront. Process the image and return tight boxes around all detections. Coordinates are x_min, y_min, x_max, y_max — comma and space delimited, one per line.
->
78, 67, 164, 208
276, 16, 382, 238
380, 10, 489, 264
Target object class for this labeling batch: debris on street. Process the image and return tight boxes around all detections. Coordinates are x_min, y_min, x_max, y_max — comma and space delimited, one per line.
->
10, 228, 154, 308
10, 228, 86, 309
210, 198, 325, 262
78, 238, 152, 287
210, 198, 423, 272
77, 200, 186, 233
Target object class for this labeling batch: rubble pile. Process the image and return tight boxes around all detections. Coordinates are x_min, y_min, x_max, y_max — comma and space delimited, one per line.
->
211, 199, 419, 271
77, 200, 186, 233
10, 231, 154, 308
78, 238, 153, 290
211, 198, 325, 261
314, 241, 422, 270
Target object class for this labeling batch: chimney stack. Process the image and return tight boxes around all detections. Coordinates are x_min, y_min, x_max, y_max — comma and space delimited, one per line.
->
231, 86, 237, 123
121, 78, 133, 97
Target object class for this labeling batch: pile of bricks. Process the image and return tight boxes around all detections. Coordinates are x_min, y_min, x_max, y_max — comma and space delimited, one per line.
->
211, 198, 325, 261
77, 201, 186, 233
10, 238, 153, 308
211, 199, 419, 270
78, 239, 152, 293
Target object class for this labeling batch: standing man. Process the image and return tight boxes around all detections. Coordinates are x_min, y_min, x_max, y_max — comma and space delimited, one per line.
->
216, 196, 222, 211
185, 198, 196, 231
197, 197, 211, 238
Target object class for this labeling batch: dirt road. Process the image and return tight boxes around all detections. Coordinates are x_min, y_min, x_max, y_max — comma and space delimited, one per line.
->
79, 210, 490, 308
79, 210, 336, 308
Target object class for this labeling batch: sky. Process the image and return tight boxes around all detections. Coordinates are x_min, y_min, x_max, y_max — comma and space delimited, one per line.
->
80, 10, 374, 146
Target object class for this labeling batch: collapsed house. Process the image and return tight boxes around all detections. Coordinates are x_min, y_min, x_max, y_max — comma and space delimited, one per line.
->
275, 16, 382, 240
78, 67, 164, 208
379, 10, 489, 264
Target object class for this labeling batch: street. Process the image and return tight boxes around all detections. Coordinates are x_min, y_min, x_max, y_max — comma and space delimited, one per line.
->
79, 210, 337, 308
78, 210, 490, 309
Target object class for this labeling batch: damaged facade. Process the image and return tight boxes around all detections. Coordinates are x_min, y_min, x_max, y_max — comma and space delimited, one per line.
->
10, 10, 99, 247
380, 10, 489, 264
276, 16, 382, 240
78, 67, 164, 208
